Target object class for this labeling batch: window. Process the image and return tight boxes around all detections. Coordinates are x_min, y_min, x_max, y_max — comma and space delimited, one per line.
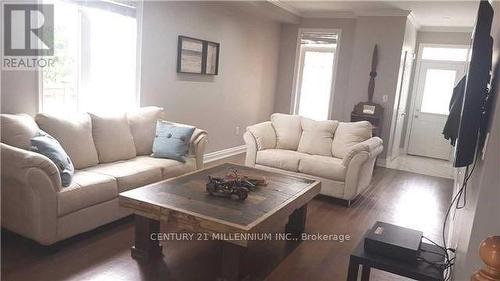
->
41, 1, 139, 114
421, 47, 469, 62
420, 69, 457, 115
294, 31, 338, 121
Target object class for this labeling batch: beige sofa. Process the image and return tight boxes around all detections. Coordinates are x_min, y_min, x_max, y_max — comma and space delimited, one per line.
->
0, 107, 207, 245
243, 113, 382, 205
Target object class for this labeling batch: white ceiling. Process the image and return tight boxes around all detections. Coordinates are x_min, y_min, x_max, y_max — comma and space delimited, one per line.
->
276, 1, 479, 29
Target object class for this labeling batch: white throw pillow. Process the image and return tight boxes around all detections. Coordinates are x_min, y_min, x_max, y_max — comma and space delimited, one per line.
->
127, 106, 164, 155
331, 121, 372, 159
1, 114, 39, 150
298, 118, 338, 156
270, 113, 302, 150
90, 113, 137, 163
247, 121, 276, 150
35, 113, 99, 169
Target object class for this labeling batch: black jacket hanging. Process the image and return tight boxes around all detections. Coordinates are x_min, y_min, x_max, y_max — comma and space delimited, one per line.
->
443, 76, 466, 146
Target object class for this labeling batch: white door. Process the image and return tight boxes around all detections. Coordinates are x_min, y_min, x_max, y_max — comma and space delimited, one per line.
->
407, 61, 465, 160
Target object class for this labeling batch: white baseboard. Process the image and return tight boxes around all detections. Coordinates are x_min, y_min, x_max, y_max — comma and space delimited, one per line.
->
204, 145, 246, 163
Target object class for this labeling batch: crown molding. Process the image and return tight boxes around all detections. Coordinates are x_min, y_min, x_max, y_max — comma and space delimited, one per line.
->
407, 11, 421, 30
354, 9, 410, 17
297, 8, 410, 19
267, 0, 302, 17
419, 25, 474, 33
300, 10, 356, 19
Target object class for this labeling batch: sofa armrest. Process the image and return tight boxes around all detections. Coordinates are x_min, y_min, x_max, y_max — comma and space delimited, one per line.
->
1, 143, 62, 191
246, 121, 277, 151
243, 131, 258, 166
342, 137, 383, 201
1, 143, 60, 245
190, 130, 208, 169
341, 137, 383, 167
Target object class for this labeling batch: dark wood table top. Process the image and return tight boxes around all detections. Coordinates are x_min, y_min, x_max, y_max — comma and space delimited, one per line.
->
350, 232, 445, 281
119, 163, 320, 243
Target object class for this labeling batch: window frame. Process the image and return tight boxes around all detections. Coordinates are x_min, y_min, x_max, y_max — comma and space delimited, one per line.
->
419, 43, 471, 63
37, 0, 143, 113
290, 28, 341, 120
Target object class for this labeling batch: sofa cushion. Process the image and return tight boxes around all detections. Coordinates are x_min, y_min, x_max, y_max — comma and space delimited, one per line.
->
270, 113, 302, 150
83, 160, 162, 192
58, 171, 117, 216
247, 121, 276, 150
131, 156, 196, 179
90, 113, 137, 163
298, 118, 338, 156
331, 121, 372, 159
35, 113, 99, 169
256, 149, 306, 172
299, 155, 346, 181
31, 130, 74, 187
152, 121, 195, 162
1, 114, 40, 150
127, 106, 164, 155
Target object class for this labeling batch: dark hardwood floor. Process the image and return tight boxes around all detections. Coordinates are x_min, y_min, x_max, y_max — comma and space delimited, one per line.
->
1, 155, 453, 281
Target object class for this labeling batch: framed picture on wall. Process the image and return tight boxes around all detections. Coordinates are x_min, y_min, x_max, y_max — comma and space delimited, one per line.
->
178, 36, 204, 74
205, 41, 219, 75
177, 36, 219, 75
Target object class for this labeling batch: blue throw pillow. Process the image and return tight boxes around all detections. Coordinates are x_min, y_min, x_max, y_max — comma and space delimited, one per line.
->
152, 121, 195, 162
31, 130, 74, 187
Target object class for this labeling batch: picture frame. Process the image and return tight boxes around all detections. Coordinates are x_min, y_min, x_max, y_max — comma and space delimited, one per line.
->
177, 36, 219, 75
363, 105, 376, 115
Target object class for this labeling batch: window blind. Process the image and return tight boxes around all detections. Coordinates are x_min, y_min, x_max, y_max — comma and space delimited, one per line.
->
300, 32, 338, 45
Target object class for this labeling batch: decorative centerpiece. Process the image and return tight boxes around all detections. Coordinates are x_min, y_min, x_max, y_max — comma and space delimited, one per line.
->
351, 44, 384, 136
206, 169, 268, 201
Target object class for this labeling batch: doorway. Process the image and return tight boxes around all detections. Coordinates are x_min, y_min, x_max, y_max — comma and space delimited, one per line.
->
406, 44, 468, 160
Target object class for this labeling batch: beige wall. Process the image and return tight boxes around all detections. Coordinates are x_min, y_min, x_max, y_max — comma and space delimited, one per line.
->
140, 1, 280, 153
274, 16, 407, 159
416, 31, 472, 46
452, 2, 500, 279
274, 18, 357, 121
1, 71, 39, 116
347, 16, 407, 159
1, 1, 281, 154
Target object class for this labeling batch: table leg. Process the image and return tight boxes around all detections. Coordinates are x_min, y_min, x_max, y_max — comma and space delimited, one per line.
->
286, 204, 308, 238
220, 242, 248, 281
361, 265, 371, 281
131, 215, 163, 261
346, 256, 360, 281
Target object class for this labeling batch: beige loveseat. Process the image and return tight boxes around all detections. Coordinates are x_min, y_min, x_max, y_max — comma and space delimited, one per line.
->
244, 113, 382, 205
0, 107, 207, 245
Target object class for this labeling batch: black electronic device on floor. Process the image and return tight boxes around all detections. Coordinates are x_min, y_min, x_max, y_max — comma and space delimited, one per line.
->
364, 221, 423, 263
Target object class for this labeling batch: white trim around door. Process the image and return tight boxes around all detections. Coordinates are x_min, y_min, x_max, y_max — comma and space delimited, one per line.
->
403, 43, 470, 156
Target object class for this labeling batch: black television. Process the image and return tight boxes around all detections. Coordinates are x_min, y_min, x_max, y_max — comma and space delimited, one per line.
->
453, 0, 494, 167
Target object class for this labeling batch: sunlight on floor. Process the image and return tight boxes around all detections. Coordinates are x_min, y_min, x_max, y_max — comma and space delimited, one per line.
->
386, 154, 454, 179
392, 184, 442, 237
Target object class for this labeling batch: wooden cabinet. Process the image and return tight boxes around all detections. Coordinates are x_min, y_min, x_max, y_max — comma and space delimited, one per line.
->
351, 102, 384, 137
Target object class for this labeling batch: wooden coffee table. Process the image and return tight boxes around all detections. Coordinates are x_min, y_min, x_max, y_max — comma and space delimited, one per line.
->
119, 163, 320, 281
